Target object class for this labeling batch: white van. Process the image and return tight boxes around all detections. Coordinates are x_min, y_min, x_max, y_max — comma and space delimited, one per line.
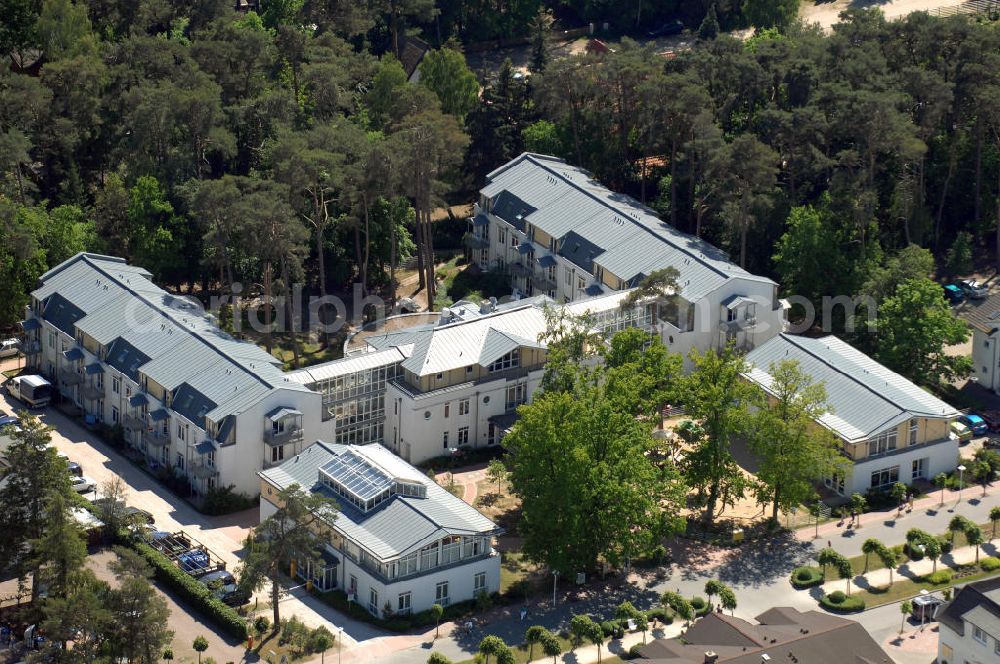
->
0, 339, 19, 358
7, 374, 52, 408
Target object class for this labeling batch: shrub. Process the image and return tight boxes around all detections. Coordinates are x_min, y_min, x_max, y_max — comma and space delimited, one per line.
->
628, 643, 645, 659
600, 620, 624, 639
645, 607, 671, 624
980, 557, 1000, 572
690, 596, 710, 617
938, 536, 953, 554
924, 569, 954, 585
790, 566, 824, 589
128, 538, 247, 639
201, 486, 257, 516
819, 593, 865, 613
253, 616, 271, 635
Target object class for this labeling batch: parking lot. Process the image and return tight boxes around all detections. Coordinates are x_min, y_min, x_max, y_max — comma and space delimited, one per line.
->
0, 384, 377, 649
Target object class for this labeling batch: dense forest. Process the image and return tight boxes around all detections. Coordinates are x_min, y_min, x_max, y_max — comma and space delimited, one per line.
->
1, 0, 998, 380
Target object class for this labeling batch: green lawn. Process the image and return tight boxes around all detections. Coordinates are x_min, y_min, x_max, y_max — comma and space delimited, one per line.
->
855, 565, 1000, 608
433, 255, 510, 311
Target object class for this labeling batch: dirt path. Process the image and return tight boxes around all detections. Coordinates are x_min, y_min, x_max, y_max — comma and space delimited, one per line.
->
800, 0, 967, 31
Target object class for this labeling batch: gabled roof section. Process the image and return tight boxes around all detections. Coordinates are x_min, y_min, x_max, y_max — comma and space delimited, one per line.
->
42, 292, 86, 336
489, 190, 535, 232
481, 154, 776, 300
478, 328, 544, 367
965, 294, 1000, 334
744, 334, 959, 443
260, 442, 501, 561
400, 304, 548, 376
29, 253, 313, 424
938, 577, 1000, 637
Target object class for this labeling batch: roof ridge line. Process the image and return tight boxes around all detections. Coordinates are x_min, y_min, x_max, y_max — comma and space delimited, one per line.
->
776, 334, 909, 417
79, 255, 276, 393
521, 155, 733, 281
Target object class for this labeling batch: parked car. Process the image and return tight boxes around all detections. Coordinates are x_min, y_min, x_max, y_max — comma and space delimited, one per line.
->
0, 339, 19, 358
0, 412, 20, 432
67, 461, 83, 477
959, 280, 989, 299
980, 410, 1000, 431
951, 420, 973, 443
959, 413, 989, 436
90, 498, 155, 524
646, 20, 684, 37
196, 569, 249, 606
943, 284, 965, 304
70, 475, 96, 493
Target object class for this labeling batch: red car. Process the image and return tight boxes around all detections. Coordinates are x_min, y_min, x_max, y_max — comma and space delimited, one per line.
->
980, 410, 1000, 432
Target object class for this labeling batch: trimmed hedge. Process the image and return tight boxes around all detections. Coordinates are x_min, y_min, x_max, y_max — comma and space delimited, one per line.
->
981, 557, 1000, 572
790, 566, 824, 589
924, 569, 954, 585
819, 592, 865, 613
131, 539, 248, 640
645, 607, 671, 625
690, 596, 710, 618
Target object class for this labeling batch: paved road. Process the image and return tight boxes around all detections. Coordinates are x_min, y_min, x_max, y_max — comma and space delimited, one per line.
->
0, 391, 383, 646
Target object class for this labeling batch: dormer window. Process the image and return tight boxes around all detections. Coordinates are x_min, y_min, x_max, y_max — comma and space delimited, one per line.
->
488, 349, 519, 373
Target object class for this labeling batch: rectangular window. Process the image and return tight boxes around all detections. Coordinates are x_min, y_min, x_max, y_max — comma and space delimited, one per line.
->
458, 427, 469, 445
973, 625, 986, 645
497, 228, 506, 245
111, 406, 119, 424
435, 581, 449, 606
566, 270, 572, 285
474, 572, 486, 592
510, 234, 518, 248
369, 588, 379, 615
869, 429, 898, 456
444, 402, 450, 418
442, 431, 449, 449
272, 445, 284, 463
48, 331, 55, 348
912, 457, 927, 481
727, 308, 738, 322
909, 418, 918, 446
870, 466, 900, 490
506, 383, 527, 412
458, 399, 470, 416
112, 376, 121, 394
176, 453, 185, 470
488, 349, 520, 373
177, 424, 186, 441
397, 592, 411, 613
577, 277, 586, 290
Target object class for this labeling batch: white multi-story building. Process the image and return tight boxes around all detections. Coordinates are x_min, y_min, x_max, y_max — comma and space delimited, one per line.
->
259, 441, 502, 616
937, 577, 1000, 664
744, 333, 960, 497
467, 152, 786, 361
21, 252, 331, 497
966, 295, 1000, 395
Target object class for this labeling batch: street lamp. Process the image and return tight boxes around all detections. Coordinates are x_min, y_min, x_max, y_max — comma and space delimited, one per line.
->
552, 570, 559, 607
448, 447, 458, 489
958, 464, 967, 503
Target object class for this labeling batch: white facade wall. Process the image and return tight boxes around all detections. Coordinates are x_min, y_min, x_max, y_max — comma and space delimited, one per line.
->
938, 612, 1000, 664
972, 329, 1000, 394
339, 548, 501, 616
843, 438, 959, 496
258, 497, 502, 616
383, 369, 544, 464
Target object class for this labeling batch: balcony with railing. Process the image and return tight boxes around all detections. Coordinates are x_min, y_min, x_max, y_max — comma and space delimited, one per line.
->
264, 425, 304, 445
60, 369, 83, 386
462, 232, 489, 250
123, 413, 146, 432
81, 383, 103, 401
534, 270, 557, 291
144, 429, 170, 449
508, 262, 532, 278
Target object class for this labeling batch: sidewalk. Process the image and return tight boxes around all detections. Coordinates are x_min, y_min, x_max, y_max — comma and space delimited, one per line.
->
333, 618, 685, 664
796, 484, 998, 558
817, 536, 1000, 596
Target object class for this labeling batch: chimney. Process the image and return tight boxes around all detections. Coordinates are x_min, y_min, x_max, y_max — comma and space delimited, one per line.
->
704, 653, 718, 664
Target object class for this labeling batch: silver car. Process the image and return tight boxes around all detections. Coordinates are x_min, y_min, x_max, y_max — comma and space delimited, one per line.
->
0, 339, 19, 358
960, 280, 989, 299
